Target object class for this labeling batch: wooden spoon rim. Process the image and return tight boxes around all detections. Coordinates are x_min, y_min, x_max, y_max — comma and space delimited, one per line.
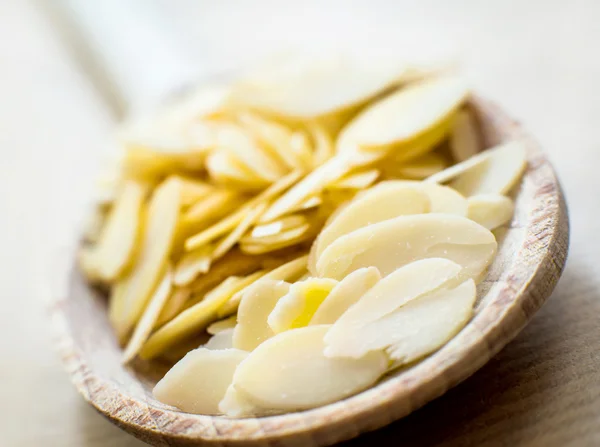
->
49, 95, 569, 446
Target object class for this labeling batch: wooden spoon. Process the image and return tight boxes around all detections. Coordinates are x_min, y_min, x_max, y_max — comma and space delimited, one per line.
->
48, 95, 568, 446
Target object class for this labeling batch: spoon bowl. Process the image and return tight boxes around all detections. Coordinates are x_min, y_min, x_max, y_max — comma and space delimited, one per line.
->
49, 95, 569, 446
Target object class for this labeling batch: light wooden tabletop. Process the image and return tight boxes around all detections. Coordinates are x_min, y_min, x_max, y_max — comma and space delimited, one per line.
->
2, 1, 598, 446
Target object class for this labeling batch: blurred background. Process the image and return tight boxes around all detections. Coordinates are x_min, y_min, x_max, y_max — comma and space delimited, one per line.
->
1, 0, 599, 445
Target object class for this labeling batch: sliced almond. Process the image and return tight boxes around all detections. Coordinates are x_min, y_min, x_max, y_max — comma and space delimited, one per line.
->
232, 279, 291, 351
213, 122, 287, 181
310, 267, 381, 325
219, 385, 261, 418
155, 287, 191, 328
87, 181, 146, 282
122, 266, 172, 363
259, 157, 351, 223
312, 183, 431, 265
450, 108, 480, 162
426, 140, 527, 196
217, 255, 308, 318
204, 328, 235, 350
307, 121, 334, 166
211, 202, 268, 261
316, 213, 497, 280
241, 223, 311, 249
182, 189, 241, 228
267, 278, 338, 333
337, 76, 468, 154
326, 278, 476, 362
207, 316, 237, 335
112, 178, 181, 342
170, 176, 214, 207
153, 348, 248, 415
372, 180, 468, 215
206, 150, 270, 190
185, 170, 303, 251
140, 271, 264, 359
324, 258, 463, 357
329, 169, 380, 190
467, 194, 514, 230
393, 152, 447, 179
173, 245, 212, 286
229, 54, 408, 120
249, 215, 308, 239
231, 325, 388, 411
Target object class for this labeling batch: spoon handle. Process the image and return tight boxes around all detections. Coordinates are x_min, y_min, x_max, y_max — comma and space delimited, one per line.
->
50, 0, 203, 114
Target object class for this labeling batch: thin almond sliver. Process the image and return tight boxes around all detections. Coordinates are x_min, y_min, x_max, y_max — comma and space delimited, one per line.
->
111, 178, 181, 342
122, 266, 172, 363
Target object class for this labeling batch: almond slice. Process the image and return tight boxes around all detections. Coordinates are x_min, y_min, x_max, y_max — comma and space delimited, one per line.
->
185, 170, 303, 251
467, 194, 514, 230
249, 215, 308, 239
241, 223, 311, 248
207, 316, 237, 335
329, 169, 380, 190
312, 184, 431, 265
204, 328, 235, 350
182, 189, 240, 228
173, 245, 212, 286
155, 287, 191, 328
326, 278, 476, 362
232, 279, 291, 351
112, 178, 181, 342
87, 181, 146, 282
450, 108, 480, 162
267, 278, 338, 333
426, 140, 527, 196
337, 76, 468, 153
324, 258, 463, 357
153, 348, 248, 415
316, 214, 496, 280
140, 271, 265, 359
231, 325, 388, 411
307, 121, 334, 166
122, 266, 172, 363
309, 267, 381, 325
393, 152, 447, 179
170, 176, 214, 207
217, 255, 308, 318
206, 150, 270, 190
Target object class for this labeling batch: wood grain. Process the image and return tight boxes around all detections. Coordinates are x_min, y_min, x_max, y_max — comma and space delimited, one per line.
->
48, 96, 568, 446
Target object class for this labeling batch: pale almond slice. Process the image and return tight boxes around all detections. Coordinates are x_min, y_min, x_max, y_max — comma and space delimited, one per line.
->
372, 180, 468, 215
122, 266, 172, 363
219, 385, 262, 418
288, 131, 314, 170
173, 245, 212, 287
229, 54, 408, 120
204, 328, 235, 350
309, 267, 381, 325
241, 223, 311, 248
450, 108, 481, 162
140, 270, 265, 359
231, 325, 388, 411
259, 157, 351, 223
237, 112, 309, 171
394, 152, 447, 179
170, 176, 214, 207
268, 278, 338, 333
112, 178, 181, 342
211, 202, 268, 261
217, 255, 308, 318
326, 278, 475, 362
307, 121, 335, 166
249, 215, 308, 239
207, 316, 237, 335
329, 169, 380, 190
122, 145, 208, 181
467, 194, 514, 230
232, 279, 291, 351
311, 184, 431, 265
206, 150, 270, 190
182, 190, 240, 228
324, 258, 463, 357
337, 76, 468, 154
87, 181, 146, 282
316, 214, 497, 280
426, 140, 527, 196
153, 348, 248, 415
213, 122, 287, 181
154, 287, 191, 328
185, 170, 303, 251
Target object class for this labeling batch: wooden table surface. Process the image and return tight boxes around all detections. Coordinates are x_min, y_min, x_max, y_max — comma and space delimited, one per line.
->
2, 1, 599, 445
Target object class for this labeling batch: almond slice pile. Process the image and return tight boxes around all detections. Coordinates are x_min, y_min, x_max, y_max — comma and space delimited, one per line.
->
79, 54, 527, 417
